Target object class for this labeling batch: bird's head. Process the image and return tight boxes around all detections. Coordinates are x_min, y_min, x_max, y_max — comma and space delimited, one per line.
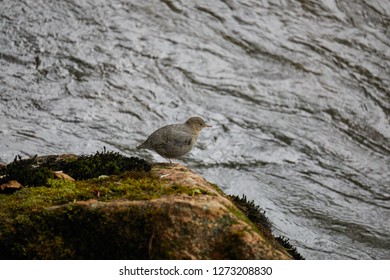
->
185, 117, 212, 132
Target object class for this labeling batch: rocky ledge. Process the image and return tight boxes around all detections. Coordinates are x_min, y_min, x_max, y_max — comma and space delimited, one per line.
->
0, 154, 300, 259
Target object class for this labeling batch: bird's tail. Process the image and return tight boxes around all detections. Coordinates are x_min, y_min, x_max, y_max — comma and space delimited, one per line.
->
136, 143, 147, 150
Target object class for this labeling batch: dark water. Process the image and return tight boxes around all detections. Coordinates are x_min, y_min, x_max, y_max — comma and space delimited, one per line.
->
1, 0, 389, 259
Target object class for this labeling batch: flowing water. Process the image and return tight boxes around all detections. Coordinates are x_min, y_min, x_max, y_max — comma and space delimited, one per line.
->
1, 0, 389, 259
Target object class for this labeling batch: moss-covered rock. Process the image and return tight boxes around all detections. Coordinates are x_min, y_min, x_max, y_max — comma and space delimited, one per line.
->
0, 155, 298, 260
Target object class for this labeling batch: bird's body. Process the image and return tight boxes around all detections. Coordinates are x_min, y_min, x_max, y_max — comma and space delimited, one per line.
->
137, 117, 211, 162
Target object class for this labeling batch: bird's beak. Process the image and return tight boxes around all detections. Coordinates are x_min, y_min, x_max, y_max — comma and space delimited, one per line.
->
205, 124, 212, 128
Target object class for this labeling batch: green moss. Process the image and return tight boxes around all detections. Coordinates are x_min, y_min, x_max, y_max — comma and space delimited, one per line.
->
225, 205, 267, 242
228, 195, 272, 237
209, 183, 225, 195
61, 151, 151, 180
228, 194, 304, 260
0, 172, 207, 222
1, 155, 54, 186
0, 151, 151, 189
275, 236, 305, 260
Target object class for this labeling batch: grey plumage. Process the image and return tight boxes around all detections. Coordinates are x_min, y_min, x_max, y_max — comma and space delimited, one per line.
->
137, 117, 211, 162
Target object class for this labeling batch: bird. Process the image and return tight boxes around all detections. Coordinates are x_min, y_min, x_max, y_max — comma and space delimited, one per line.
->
137, 116, 212, 163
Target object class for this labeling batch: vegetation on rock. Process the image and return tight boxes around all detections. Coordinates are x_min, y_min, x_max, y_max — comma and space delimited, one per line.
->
0, 155, 54, 187
0, 150, 151, 188
275, 236, 305, 260
229, 194, 304, 260
60, 150, 151, 180
0, 151, 303, 260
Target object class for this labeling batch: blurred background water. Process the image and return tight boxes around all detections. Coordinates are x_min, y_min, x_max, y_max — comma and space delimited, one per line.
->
1, 0, 389, 259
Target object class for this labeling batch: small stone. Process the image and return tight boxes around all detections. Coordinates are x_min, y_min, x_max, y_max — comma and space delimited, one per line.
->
53, 171, 75, 182
0, 180, 23, 193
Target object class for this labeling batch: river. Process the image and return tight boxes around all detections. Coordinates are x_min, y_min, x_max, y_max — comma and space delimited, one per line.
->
1, 0, 389, 259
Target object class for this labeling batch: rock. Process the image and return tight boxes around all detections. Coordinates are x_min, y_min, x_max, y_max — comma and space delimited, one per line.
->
53, 171, 75, 182
0, 180, 22, 193
0, 162, 293, 260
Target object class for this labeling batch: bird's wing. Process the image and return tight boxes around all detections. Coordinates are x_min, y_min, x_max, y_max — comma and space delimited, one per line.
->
165, 129, 193, 147
142, 125, 189, 145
